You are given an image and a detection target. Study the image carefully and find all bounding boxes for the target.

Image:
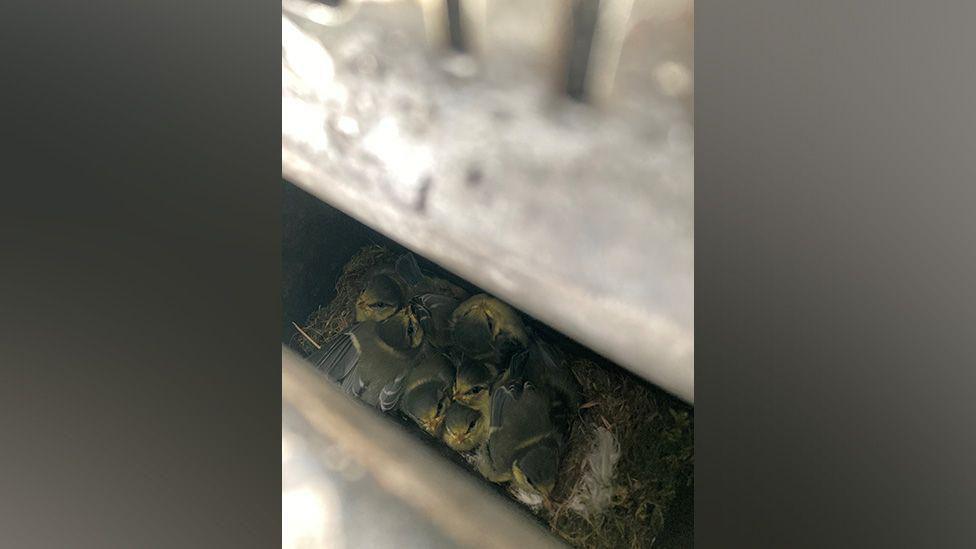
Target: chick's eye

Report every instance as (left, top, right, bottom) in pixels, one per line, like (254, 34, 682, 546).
(468, 419, 478, 430)
(469, 386, 483, 395)
(369, 302, 388, 309)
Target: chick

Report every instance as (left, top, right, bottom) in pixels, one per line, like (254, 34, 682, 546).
(398, 347, 456, 436)
(498, 342, 580, 501)
(354, 272, 405, 322)
(451, 355, 498, 413)
(476, 377, 566, 503)
(442, 402, 488, 452)
(410, 292, 460, 349)
(451, 294, 529, 364)
(398, 253, 467, 348)
(307, 307, 424, 410)
(511, 441, 561, 503)
(514, 338, 582, 428)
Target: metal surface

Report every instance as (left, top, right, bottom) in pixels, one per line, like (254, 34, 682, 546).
(281, 0, 694, 402)
(282, 347, 565, 548)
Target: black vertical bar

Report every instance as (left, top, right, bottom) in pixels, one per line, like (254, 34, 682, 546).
(565, 0, 600, 101)
(446, 0, 466, 51)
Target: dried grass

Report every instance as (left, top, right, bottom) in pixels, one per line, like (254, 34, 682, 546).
(544, 358, 694, 548)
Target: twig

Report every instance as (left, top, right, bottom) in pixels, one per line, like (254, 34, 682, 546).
(292, 321, 322, 350)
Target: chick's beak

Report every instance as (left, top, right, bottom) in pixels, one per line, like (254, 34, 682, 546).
(422, 414, 445, 435)
(446, 429, 465, 447)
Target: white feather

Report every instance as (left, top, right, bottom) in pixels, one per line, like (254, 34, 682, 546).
(567, 426, 621, 518)
(512, 487, 545, 510)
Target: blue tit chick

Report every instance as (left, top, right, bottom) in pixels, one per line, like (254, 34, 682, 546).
(410, 293, 460, 349)
(354, 272, 406, 322)
(441, 401, 488, 452)
(366, 252, 464, 347)
(511, 338, 582, 429)
(511, 442, 561, 503)
(307, 307, 424, 410)
(398, 348, 456, 436)
(451, 294, 529, 365)
(451, 355, 499, 413)
(476, 377, 566, 503)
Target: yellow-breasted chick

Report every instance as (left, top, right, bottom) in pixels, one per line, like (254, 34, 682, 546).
(451, 294, 529, 365)
(451, 354, 499, 413)
(307, 307, 424, 410)
(398, 347, 456, 436)
(475, 374, 565, 503)
(354, 272, 406, 322)
(442, 401, 488, 452)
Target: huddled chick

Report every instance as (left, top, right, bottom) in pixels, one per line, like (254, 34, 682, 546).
(451, 294, 528, 364)
(475, 345, 583, 504)
(397, 346, 456, 436)
(447, 293, 582, 505)
(442, 401, 488, 452)
(307, 305, 423, 409)
(478, 374, 564, 502)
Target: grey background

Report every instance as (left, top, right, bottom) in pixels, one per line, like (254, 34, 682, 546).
(696, 0, 976, 546)
(0, 0, 973, 547)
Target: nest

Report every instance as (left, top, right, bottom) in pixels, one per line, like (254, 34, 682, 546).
(292, 246, 694, 548)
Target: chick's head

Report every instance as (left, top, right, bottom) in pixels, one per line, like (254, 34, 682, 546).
(442, 402, 487, 452)
(355, 274, 405, 322)
(401, 383, 451, 436)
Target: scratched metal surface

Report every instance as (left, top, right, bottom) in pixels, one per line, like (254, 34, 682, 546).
(281, 0, 694, 402)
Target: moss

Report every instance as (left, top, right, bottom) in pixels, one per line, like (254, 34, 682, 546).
(292, 245, 694, 548)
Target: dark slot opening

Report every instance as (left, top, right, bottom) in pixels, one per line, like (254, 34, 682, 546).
(564, 0, 601, 101)
(446, 0, 466, 52)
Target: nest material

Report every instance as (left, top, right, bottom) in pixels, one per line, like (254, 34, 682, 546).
(293, 246, 694, 548)
(546, 358, 694, 548)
